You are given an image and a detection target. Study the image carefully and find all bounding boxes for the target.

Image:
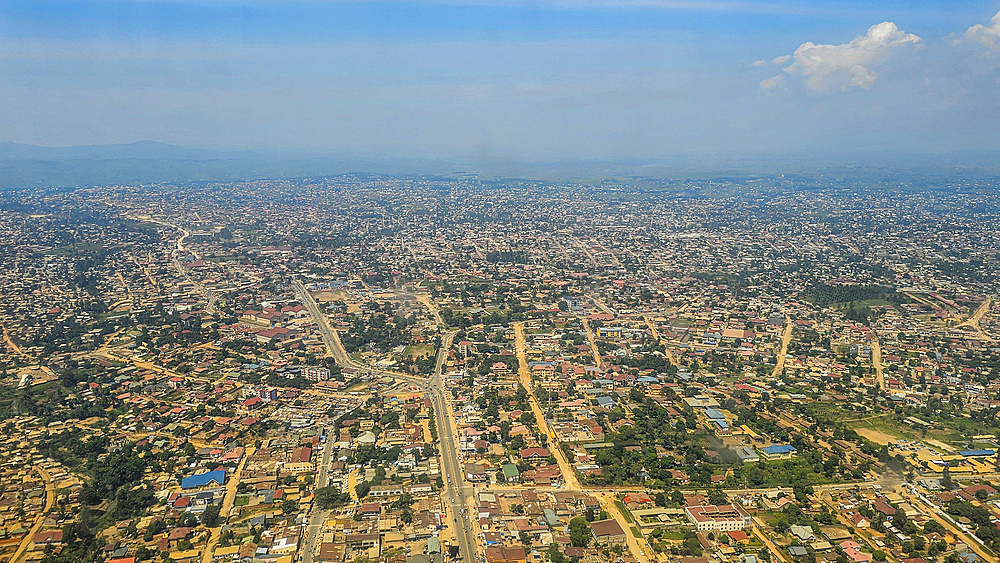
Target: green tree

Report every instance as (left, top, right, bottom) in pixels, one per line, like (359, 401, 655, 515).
(547, 544, 565, 563)
(708, 486, 728, 505)
(569, 517, 591, 547)
(356, 481, 372, 498)
(201, 503, 222, 527)
(315, 487, 351, 509)
(942, 466, 955, 490)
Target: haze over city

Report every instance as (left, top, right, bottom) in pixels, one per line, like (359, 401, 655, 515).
(1, 1, 1000, 163)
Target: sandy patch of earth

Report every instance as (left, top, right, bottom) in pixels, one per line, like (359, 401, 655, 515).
(855, 427, 898, 445)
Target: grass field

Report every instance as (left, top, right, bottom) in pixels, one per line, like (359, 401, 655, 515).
(405, 345, 435, 359)
(615, 501, 633, 523)
(853, 414, 963, 446)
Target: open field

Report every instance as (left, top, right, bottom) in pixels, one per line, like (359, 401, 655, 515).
(405, 345, 435, 359)
(855, 427, 897, 445)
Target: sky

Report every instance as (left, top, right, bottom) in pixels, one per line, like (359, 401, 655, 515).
(1, 0, 999, 162)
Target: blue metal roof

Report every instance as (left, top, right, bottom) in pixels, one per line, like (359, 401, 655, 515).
(181, 470, 226, 489)
(761, 444, 797, 455)
(960, 449, 995, 457)
(705, 408, 725, 420)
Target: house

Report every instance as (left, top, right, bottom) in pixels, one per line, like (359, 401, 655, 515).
(519, 448, 550, 461)
(501, 463, 520, 482)
(842, 542, 872, 563)
(181, 470, 226, 489)
(789, 546, 809, 558)
(169, 550, 201, 562)
(728, 531, 749, 543)
(623, 492, 652, 505)
(790, 525, 815, 542)
(256, 326, 295, 344)
(872, 500, 896, 520)
(358, 503, 382, 518)
(485, 546, 526, 563)
(851, 514, 870, 529)
(212, 545, 240, 560)
(32, 530, 63, 545)
(591, 519, 626, 545)
(370, 484, 405, 497)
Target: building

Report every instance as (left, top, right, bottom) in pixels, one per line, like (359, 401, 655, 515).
(301, 365, 331, 381)
(485, 546, 526, 563)
(591, 519, 627, 545)
(684, 505, 752, 532)
(465, 463, 488, 483)
(733, 445, 760, 463)
(181, 470, 226, 490)
(759, 444, 797, 461)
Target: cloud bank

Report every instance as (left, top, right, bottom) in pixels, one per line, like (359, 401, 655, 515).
(781, 22, 920, 91)
(965, 10, 1000, 49)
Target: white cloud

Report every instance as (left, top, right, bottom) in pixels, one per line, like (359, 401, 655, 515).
(965, 10, 1000, 48)
(772, 55, 791, 65)
(778, 21, 920, 91)
(751, 59, 766, 66)
(759, 74, 784, 90)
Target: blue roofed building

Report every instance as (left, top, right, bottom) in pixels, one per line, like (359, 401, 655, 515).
(713, 418, 732, 437)
(960, 449, 995, 457)
(595, 396, 616, 408)
(759, 444, 796, 461)
(181, 469, 227, 489)
(705, 408, 726, 420)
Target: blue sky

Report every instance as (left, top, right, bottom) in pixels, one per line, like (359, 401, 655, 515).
(1, 1, 999, 161)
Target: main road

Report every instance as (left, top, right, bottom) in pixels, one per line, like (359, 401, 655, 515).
(302, 433, 338, 563)
(292, 279, 478, 563)
(141, 216, 217, 313)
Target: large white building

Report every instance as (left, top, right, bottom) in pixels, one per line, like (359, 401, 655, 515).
(684, 505, 752, 532)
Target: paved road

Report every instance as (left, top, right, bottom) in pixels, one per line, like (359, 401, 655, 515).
(293, 279, 478, 563)
(429, 331, 479, 563)
(302, 435, 338, 563)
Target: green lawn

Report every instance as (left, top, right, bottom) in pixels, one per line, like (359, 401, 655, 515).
(615, 501, 634, 523)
